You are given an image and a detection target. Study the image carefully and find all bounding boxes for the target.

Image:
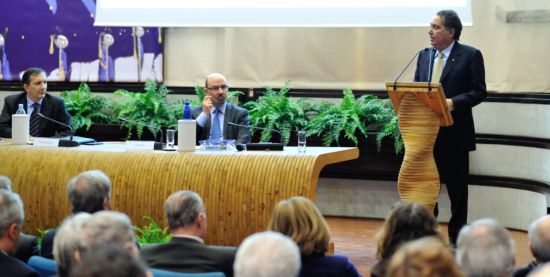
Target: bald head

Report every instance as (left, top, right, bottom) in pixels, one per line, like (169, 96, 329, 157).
(204, 73, 229, 108)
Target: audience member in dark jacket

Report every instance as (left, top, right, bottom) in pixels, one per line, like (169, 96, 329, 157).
(514, 215, 550, 277)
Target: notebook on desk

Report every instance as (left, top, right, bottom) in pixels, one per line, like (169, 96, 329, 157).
(60, 136, 97, 145)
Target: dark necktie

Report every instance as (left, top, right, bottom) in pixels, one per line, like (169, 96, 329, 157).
(210, 109, 222, 141)
(29, 103, 41, 137)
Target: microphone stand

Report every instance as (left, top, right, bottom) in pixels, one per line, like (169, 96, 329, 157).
(392, 48, 425, 91)
(37, 113, 79, 147)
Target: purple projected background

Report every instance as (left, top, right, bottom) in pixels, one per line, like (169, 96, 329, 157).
(0, 0, 163, 82)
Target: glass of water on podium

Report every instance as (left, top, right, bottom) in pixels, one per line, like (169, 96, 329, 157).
(297, 130, 306, 153)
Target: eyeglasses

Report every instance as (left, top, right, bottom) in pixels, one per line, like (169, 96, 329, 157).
(207, 85, 229, 91)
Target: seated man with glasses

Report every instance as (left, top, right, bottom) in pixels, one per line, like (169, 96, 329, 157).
(192, 72, 250, 145)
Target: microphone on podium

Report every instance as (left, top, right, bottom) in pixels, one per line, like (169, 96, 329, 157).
(392, 47, 429, 90)
(227, 122, 284, 151)
(119, 118, 164, 150)
(37, 113, 79, 147)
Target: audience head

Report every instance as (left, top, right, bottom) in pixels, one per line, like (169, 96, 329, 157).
(234, 231, 301, 277)
(528, 215, 550, 263)
(456, 218, 515, 277)
(0, 190, 24, 254)
(80, 211, 138, 257)
(53, 213, 92, 277)
(69, 244, 150, 277)
(268, 196, 331, 256)
(386, 236, 465, 277)
(204, 72, 228, 108)
(0, 175, 12, 191)
(164, 190, 207, 237)
(376, 202, 440, 260)
(67, 170, 112, 214)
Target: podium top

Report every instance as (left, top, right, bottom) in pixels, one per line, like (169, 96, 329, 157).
(385, 82, 453, 126)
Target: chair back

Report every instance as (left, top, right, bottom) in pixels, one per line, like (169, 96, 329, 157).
(27, 256, 57, 277)
(150, 268, 225, 277)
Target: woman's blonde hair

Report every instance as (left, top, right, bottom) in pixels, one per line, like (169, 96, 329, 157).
(386, 236, 465, 277)
(268, 196, 331, 255)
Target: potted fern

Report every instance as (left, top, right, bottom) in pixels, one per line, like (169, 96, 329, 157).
(60, 83, 113, 132)
(111, 80, 181, 140)
(306, 88, 402, 153)
(244, 82, 308, 145)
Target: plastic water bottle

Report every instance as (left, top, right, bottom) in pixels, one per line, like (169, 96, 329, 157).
(183, 100, 192, 120)
(16, 104, 26, 114)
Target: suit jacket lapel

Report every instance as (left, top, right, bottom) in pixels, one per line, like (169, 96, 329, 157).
(440, 42, 461, 83)
(223, 103, 232, 139)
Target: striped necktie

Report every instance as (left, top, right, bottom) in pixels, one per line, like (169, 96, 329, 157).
(29, 103, 41, 137)
(210, 109, 222, 141)
(432, 50, 444, 83)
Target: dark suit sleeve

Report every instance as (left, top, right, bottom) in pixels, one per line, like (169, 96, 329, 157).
(13, 234, 40, 263)
(0, 100, 14, 137)
(234, 108, 250, 144)
(51, 97, 72, 137)
(451, 49, 486, 112)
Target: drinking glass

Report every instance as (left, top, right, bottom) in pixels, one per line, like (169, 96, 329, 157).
(297, 130, 306, 153)
(166, 129, 175, 148)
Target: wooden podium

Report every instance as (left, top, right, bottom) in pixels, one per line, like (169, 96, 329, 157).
(385, 82, 453, 212)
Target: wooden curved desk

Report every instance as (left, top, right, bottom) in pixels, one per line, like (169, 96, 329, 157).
(0, 141, 358, 246)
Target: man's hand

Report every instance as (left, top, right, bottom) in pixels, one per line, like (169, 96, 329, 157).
(202, 96, 214, 114)
(446, 98, 454, 111)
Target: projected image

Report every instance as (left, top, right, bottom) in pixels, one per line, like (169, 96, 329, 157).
(0, 0, 163, 82)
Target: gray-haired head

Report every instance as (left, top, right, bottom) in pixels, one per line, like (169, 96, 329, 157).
(234, 231, 301, 277)
(0, 190, 24, 239)
(528, 215, 550, 263)
(164, 190, 205, 230)
(53, 213, 92, 277)
(67, 170, 112, 214)
(0, 176, 12, 192)
(81, 211, 136, 253)
(456, 218, 515, 277)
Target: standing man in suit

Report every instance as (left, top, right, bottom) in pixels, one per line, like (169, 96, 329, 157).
(192, 72, 250, 145)
(0, 190, 39, 276)
(0, 67, 72, 138)
(414, 10, 486, 245)
(141, 190, 237, 277)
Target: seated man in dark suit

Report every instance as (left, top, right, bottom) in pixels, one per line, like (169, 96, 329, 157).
(0, 175, 40, 263)
(0, 190, 39, 277)
(41, 170, 113, 259)
(141, 190, 237, 277)
(192, 73, 250, 145)
(0, 67, 72, 138)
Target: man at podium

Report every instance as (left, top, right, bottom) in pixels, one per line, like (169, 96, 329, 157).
(414, 10, 487, 245)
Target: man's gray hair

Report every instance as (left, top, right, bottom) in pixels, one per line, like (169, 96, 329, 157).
(234, 231, 301, 277)
(528, 215, 550, 262)
(0, 190, 24, 236)
(0, 176, 12, 191)
(456, 218, 515, 277)
(53, 213, 92, 277)
(81, 211, 136, 250)
(164, 190, 204, 230)
(67, 170, 112, 214)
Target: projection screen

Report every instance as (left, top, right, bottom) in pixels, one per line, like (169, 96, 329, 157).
(95, 0, 472, 27)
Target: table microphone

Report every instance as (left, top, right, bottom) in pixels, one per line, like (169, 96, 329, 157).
(119, 118, 164, 150)
(227, 122, 283, 151)
(37, 113, 79, 147)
